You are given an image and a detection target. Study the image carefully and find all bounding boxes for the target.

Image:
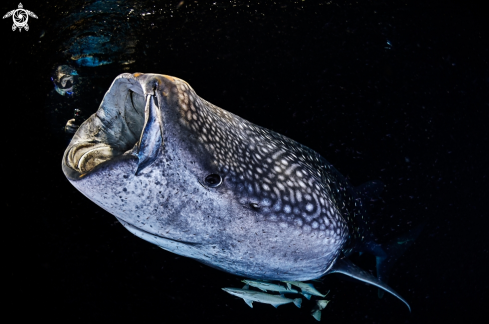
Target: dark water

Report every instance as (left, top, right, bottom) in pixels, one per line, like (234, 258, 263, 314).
(3, 0, 488, 322)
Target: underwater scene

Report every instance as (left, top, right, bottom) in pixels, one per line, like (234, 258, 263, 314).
(2, 0, 487, 323)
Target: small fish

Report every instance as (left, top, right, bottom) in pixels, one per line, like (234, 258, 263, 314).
(311, 299, 330, 321)
(283, 281, 328, 300)
(222, 287, 302, 309)
(242, 279, 298, 293)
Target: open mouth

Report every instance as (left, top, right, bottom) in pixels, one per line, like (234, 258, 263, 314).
(62, 74, 148, 179)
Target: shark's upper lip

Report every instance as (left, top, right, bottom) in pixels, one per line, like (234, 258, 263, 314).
(116, 218, 201, 246)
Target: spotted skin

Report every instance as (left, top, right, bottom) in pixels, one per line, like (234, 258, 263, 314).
(177, 79, 347, 236)
(172, 77, 366, 255)
(62, 73, 370, 281)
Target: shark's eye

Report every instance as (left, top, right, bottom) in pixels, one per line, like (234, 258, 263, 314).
(204, 174, 222, 188)
(250, 203, 260, 210)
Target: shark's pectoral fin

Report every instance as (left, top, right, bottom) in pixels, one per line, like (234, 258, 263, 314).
(302, 293, 312, 300)
(328, 258, 411, 312)
(134, 94, 163, 175)
(244, 299, 253, 308)
(271, 303, 281, 308)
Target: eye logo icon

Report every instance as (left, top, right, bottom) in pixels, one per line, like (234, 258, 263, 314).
(3, 3, 37, 32)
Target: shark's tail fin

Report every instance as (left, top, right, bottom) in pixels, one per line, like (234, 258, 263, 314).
(293, 298, 302, 308)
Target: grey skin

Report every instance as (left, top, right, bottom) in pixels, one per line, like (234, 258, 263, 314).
(62, 73, 412, 311)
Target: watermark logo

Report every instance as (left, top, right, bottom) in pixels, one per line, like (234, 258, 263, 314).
(3, 3, 37, 32)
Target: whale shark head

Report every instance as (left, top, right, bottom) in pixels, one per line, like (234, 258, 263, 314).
(62, 72, 348, 281)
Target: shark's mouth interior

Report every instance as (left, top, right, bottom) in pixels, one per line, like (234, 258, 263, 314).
(63, 76, 147, 176)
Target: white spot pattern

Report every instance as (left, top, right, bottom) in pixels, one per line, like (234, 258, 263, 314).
(171, 78, 349, 240)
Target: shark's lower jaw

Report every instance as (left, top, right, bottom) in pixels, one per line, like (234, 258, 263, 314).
(117, 218, 206, 259)
(63, 74, 150, 180)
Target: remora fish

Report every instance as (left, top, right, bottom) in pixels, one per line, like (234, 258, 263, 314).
(311, 299, 330, 321)
(283, 281, 327, 299)
(222, 287, 302, 308)
(62, 73, 418, 311)
(242, 279, 298, 293)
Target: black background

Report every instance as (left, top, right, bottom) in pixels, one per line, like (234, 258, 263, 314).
(2, 0, 488, 323)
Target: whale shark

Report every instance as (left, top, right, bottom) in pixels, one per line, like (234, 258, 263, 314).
(62, 72, 418, 311)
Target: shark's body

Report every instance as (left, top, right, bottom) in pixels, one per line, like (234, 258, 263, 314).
(62, 73, 416, 310)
